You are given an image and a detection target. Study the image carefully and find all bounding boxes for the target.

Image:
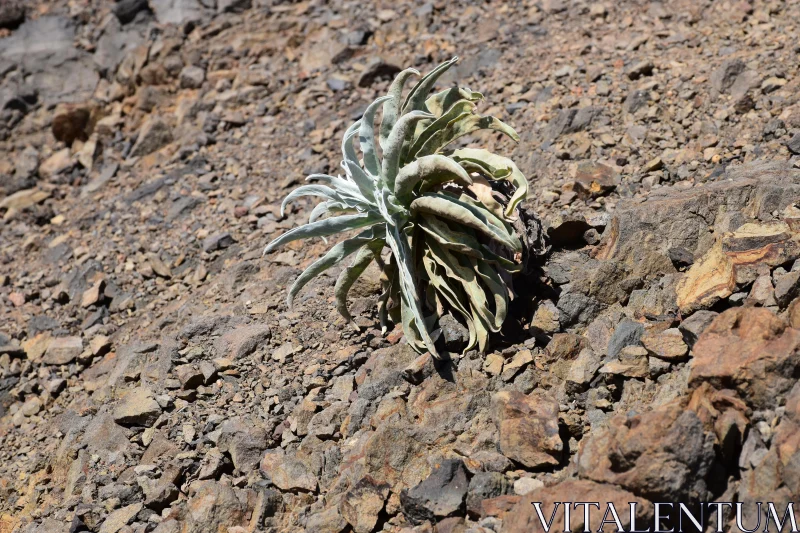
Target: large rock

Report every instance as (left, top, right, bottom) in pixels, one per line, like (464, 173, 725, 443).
(150, 0, 210, 26)
(690, 307, 800, 410)
(576, 401, 716, 501)
(42, 336, 82, 365)
(501, 480, 654, 533)
(217, 418, 267, 472)
(739, 382, 800, 509)
(0, 16, 98, 104)
(339, 477, 390, 533)
(112, 387, 162, 426)
(130, 118, 173, 157)
(492, 391, 562, 468)
(595, 161, 800, 281)
(260, 450, 317, 492)
(400, 459, 469, 524)
(183, 481, 249, 533)
(676, 221, 800, 313)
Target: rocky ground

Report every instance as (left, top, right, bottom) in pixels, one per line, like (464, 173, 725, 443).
(1, 0, 800, 531)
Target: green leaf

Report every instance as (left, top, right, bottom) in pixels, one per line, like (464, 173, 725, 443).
(422, 251, 478, 351)
(306, 173, 368, 207)
(341, 119, 362, 166)
(475, 259, 509, 330)
(417, 215, 483, 257)
(359, 95, 392, 176)
(406, 100, 477, 161)
(287, 227, 386, 309)
(386, 223, 440, 358)
(424, 86, 483, 117)
(410, 193, 521, 252)
(334, 239, 384, 323)
(452, 148, 529, 217)
(264, 213, 381, 255)
(394, 154, 473, 200)
(380, 68, 420, 150)
(342, 128, 378, 202)
(415, 114, 520, 159)
(280, 184, 340, 217)
(402, 57, 459, 115)
(308, 200, 348, 224)
(381, 111, 434, 191)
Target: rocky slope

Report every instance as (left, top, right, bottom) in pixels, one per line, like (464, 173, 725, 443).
(1, 0, 800, 532)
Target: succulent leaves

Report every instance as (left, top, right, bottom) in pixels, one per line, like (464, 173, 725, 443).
(265, 57, 529, 358)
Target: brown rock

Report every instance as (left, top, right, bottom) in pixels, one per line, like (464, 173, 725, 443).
(599, 345, 649, 378)
(0, 188, 50, 210)
(112, 387, 162, 426)
(492, 391, 562, 468)
(596, 162, 800, 282)
(501, 480, 653, 533)
(690, 307, 800, 409)
(340, 477, 390, 533)
(52, 103, 94, 146)
(38, 148, 74, 178)
(572, 161, 617, 198)
(184, 481, 248, 533)
(641, 328, 688, 360)
(81, 278, 106, 308)
(576, 401, 717, 501)
(677, 221, 800, 313)
(530, 300, 560, 334)
(43, 336, 83, 365)
(260, 450, 317, 492)
(216, 324, 271, 359)
(477, 495, 520, 519)
(147, 254, 172, 278)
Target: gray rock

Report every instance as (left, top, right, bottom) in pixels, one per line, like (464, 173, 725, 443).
(623, 89, 649, 114)
(606, 319, 644, 360)
(400, 459, 469, 524)
(787, 133, 800, 155)
(180, 65, 206, 89)
(218, 0, 251, 13)
(202, 232, 235, 252)
(150, 0, 209, 26)
(774, 271, 800, 308)
(557, 291, 605, 327)
(113, 0, 151, 24)
(0, 1, 25, 29)
(679, 310, 718, 347)
(438, 313, 469, 353)
(711, 58, 745, 94)
(217, 418, 268, 471)
(43, 336, 83, 365)
(466, 472, 508, 517)
(545, 106, 601, 140)
(94, 17, 145, 76)
(0, 16, 99, 104)
(130, 118, 173, 157)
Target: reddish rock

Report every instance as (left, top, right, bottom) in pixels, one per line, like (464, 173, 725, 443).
(492, 391, 562, 468)
(690, 307, 800, 409)
(501, 480, 653, 533)
(576, 401, 716, 501)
